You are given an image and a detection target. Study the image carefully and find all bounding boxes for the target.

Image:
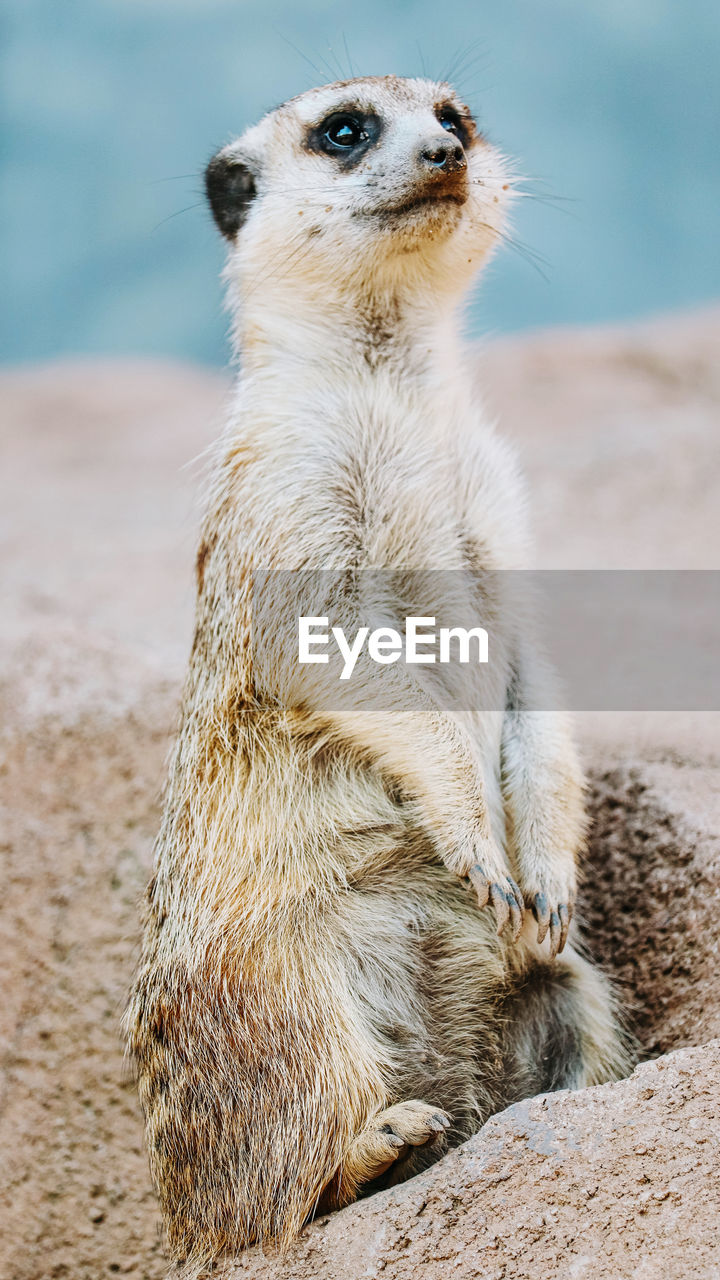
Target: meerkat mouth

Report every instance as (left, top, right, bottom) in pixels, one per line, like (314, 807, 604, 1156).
(396, 192, 467, 214)
(363, 190, 468, 222)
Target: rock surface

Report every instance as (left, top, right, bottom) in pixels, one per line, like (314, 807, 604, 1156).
(0, 311, 718, 1279)
(230, 1043, 720, 1280)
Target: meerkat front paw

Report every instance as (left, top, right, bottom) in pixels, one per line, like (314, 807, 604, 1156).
(524, 878, 576, 957)
(466, 864, 525, 941)
(440, 823, 525, 942)
(449, 829, 525, 941)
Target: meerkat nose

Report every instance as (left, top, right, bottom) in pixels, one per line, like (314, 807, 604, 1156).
(418, 137, 467, 174)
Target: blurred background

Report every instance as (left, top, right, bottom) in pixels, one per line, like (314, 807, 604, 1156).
(2, 0, 719, 367)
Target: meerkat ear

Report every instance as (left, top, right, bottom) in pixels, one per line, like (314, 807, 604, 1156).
(205, 152, 258, 240)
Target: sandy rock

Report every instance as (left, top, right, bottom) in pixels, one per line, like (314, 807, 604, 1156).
(0, 629, 175, 1280)
(0, 311, 718, 1279)
(229, 1042, 720, 1280)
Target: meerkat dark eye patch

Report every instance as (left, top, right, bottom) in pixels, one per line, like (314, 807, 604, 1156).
(434, 103, 476, 149)
(205, 154, 258, 240)
(306, 110, 382, 168)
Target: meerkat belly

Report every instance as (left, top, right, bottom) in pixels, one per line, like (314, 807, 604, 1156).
(248, 710, 507, 889)
(330, 846, 508, 1135)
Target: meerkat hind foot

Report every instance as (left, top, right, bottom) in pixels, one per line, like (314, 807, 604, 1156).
(338, 1100, 450, 1204)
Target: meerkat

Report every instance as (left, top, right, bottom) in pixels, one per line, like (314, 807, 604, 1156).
(126, 75, 630, 1272)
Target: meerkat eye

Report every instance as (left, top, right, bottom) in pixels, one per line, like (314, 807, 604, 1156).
(437, 109, 461, 136)
(323, 114, 366, 150)
(435, 106, 471, 146)
(308, 110, 379, 162)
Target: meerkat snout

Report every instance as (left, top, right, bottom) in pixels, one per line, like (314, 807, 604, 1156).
(408, 131, 469, 209)
(417, 135, 467, 174)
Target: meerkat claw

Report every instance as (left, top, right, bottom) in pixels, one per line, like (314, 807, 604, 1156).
(467, 864, 491, 908)
(548, 910, 562, 957)
(507, 880, 525, 940)
(489, 882, 510, 935)
(558, 903, 571, 953)
(531, 892, 550, 944)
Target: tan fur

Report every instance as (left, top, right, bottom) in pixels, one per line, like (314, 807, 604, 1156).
(125, 76, 630, 1272)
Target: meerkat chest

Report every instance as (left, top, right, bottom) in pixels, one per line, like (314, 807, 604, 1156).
(237, 369, 519, 573)
(293, 380, 481, 569)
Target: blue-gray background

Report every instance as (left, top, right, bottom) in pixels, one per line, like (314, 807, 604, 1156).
(2, 0, 719, 366)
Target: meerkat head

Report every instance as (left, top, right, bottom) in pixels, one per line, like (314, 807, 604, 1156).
(205, 75, 512, 320)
